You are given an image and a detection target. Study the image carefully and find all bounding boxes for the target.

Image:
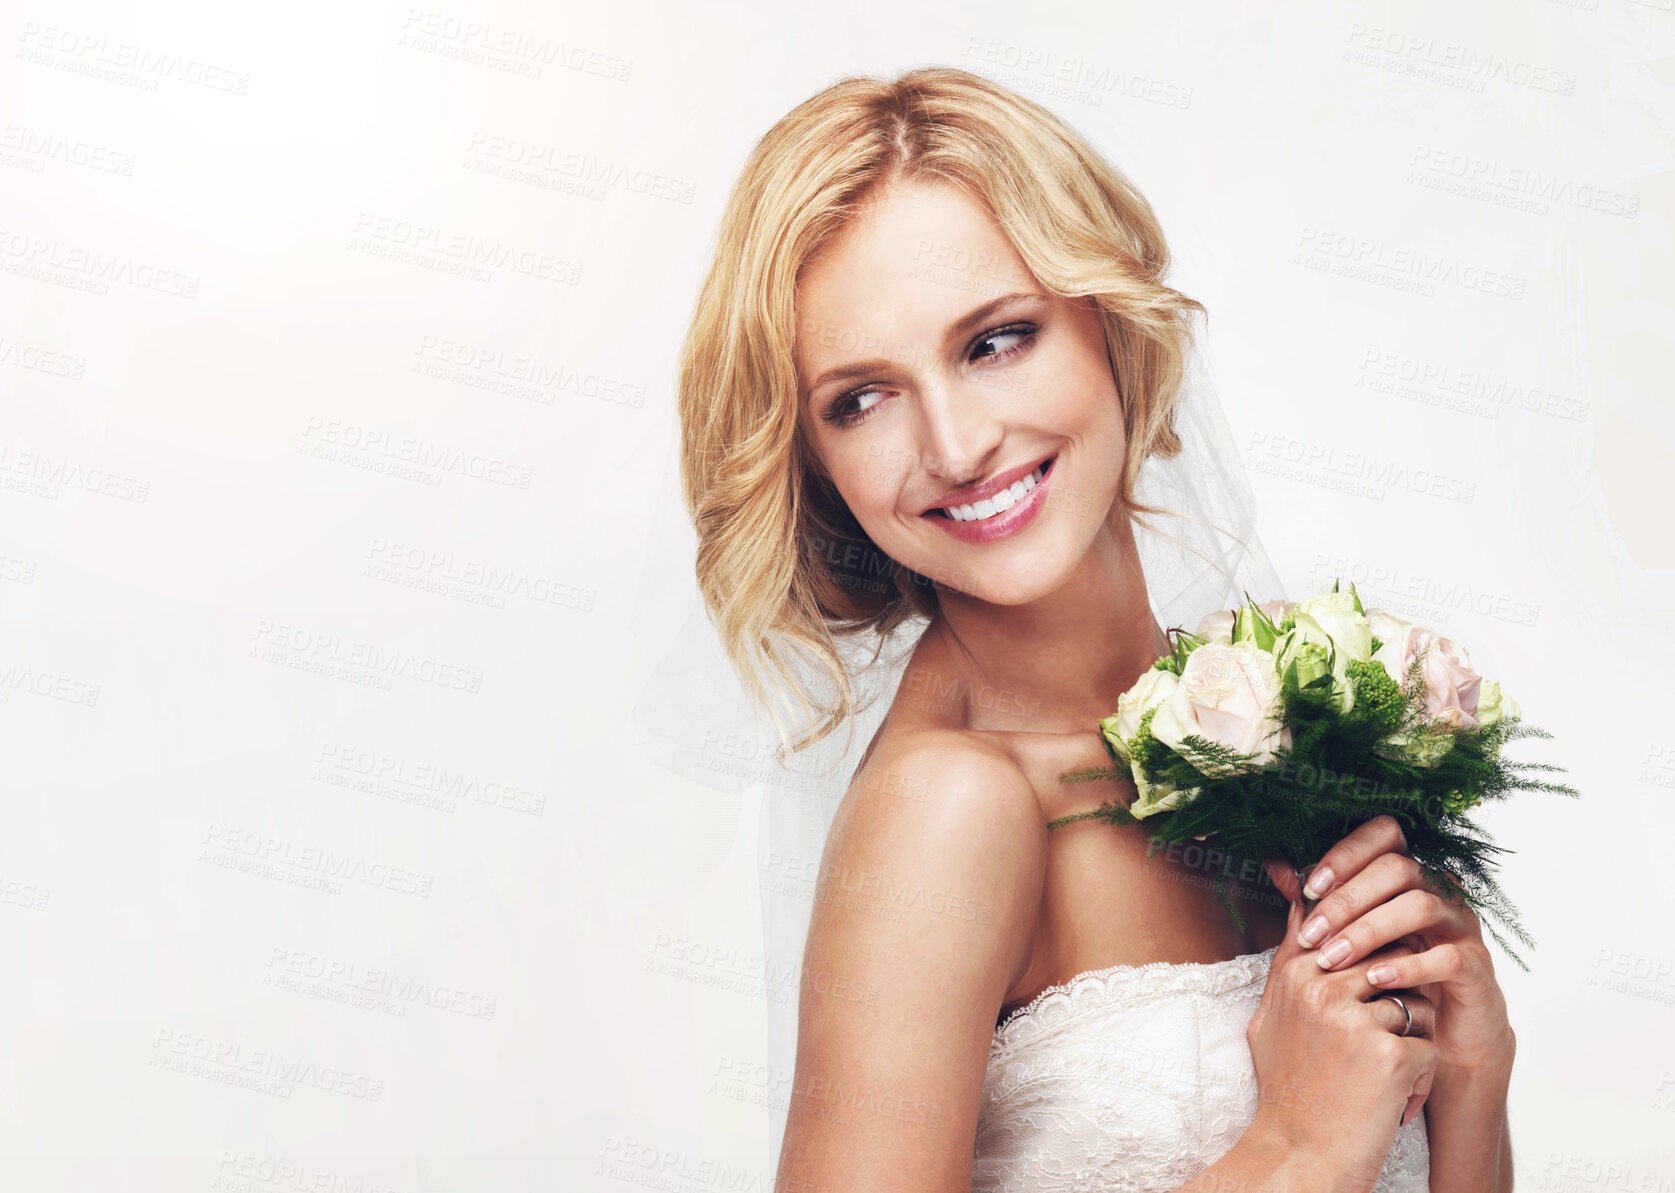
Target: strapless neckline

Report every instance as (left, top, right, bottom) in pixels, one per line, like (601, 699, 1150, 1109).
(973, 942, 1429, 1189)
(994, 945, 1279, 1048)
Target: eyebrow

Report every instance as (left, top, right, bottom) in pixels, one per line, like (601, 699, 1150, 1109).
(803, 291, 1047, 399)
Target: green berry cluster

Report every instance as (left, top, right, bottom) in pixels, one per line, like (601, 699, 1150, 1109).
(1345, 658, 1406, 730)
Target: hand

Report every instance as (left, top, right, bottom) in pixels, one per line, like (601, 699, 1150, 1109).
(1244, 888, 1440, 1186)
(1272, 815, 1516, 1075)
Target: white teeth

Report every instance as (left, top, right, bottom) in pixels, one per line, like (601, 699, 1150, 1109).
(942, 463, 1048, 523)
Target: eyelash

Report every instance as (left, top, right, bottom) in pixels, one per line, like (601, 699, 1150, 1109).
(821, 322, 1040, 429)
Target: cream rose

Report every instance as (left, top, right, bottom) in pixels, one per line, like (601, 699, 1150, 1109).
(1195, 608, 1235, 646)
(1473, 679, 1522, 763)
(1196, 599, 1293, 648)
(1100, 667, 1179, 766)
(1367, 608, 1412, 651)
(1130, 773, 1199, 819)
(1272, 608, 1361, 714)
(1255, 598, 1296, 631)
(1293, 591, 1373, 663)
(1372, 622, 1482, 730)
(1149, 640, 1291, 777)
(1474, 679, 1520, 729)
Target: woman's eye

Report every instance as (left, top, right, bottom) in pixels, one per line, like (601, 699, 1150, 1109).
(824, 386, 888, 427)
(971, 324, 1036, 362)
(821, 323, 1036, 429)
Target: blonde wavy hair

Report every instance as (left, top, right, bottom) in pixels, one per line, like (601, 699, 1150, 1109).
(678, 66, 1205, 757)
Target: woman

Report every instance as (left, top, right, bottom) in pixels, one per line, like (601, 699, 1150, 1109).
(676, 67, 1515, 1191)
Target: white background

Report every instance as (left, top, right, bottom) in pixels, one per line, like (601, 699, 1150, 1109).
(1, 1, 1671, 1190)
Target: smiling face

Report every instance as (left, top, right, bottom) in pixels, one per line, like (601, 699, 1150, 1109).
(794, 178, 1130, 607)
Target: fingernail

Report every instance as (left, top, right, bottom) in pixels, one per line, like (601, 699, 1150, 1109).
(1302, 866, 1334, 901)
(1317, 938, 1352, 969)
(1299, 915, 1330, 948)
(1366, 965, 1396, 985)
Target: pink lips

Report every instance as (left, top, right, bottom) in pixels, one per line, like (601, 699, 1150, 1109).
(923, 455, 1056, 545)
(922, 455, 1053, 515)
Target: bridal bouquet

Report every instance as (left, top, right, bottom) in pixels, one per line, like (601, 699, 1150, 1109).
(1050, 579, 1578, 970)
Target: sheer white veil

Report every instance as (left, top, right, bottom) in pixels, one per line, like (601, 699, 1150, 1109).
(631, 311, 1285, 1180)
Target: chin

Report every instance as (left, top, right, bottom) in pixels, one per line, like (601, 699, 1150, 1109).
(914, 544, 1081, 607)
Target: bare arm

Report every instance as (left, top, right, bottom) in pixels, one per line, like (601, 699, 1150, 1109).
(774, 734, 1045, 1193)
(775, 743, 1432, 1193)
(1423, 1041, 1516, 1193)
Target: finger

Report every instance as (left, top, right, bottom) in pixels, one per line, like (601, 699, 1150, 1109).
(1364, 939, 1490, 991)
(1313, 885, 1473, 973)
(1401, 1092, 1426, 1129)
(1265, 859, 1304, 906)
(1301, 814, 1410, 902)
(1297, 851, 1427, 954)
(1400, 1032, 1438, 1128)
(1402, 1062, 1433, 1128)
(1366, 990, 1436, 1040)
(1267, 884, 1311, 975)
(1269, 937, 1420, 1029)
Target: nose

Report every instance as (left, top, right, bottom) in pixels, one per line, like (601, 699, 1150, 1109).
(918, 376, 1004, 487)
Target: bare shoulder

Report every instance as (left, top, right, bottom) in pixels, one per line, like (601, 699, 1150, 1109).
(816, 725, 1049, 995)
(835, 725, 1048, 862)
(779, 726, 1046, 1191)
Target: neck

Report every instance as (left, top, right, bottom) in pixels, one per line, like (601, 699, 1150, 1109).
(920, 513, 1172, 735)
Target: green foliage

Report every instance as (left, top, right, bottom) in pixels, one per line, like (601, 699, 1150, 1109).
(1130, 705, 1173, 777)
(1050, 644, 1580, 972)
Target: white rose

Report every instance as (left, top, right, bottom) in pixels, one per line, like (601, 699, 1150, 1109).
(1194, 608, 1235, 646)
(1257, 598, 1296, 629)
(1130, 772, 1199, 819)
(1366, 608, 1412, 650)
(1197, 599, 1293, 648)
(1100, 667, 1179, 766)
(1373, 623, 1482, 730)
(1149, 640, 1291, 778)
(1273, 609, 1358, 714)
(1474, 679, 1520, 729)
(1473, 679, 1522, 763)
(1293, 591, 1374, 664)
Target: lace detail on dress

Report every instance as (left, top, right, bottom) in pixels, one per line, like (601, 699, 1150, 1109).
(973, 945, 1430, 1192)
(994, 949, 1278, 1048)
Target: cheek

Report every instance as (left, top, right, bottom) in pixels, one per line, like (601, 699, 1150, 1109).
(821, 442, 902, 527)
(1042, 367, 1124, 448)
(849, 421, 927, 493)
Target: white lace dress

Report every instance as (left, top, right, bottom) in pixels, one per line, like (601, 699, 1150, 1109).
(973, 945, 1430, 1191)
